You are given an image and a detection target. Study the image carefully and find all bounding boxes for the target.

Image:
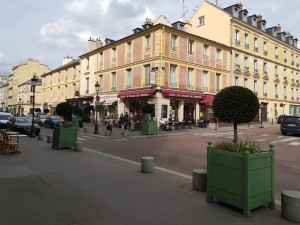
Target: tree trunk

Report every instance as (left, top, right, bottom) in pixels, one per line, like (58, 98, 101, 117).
(233, 122, 238, 143)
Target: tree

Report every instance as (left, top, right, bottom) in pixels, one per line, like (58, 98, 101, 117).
(43, 108, 50, 114)
(56, 102, 73, 122)
(212, 86, 259, 143)
(142, 103, 154, 119)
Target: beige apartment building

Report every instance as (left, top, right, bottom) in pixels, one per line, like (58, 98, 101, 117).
(188, 1, 300, 121)
(8, 59, 50, 116)
(41, 57, 81, 116)
(79, 17, 230, 124)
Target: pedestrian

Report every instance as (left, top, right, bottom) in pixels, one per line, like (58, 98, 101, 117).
(119, 113, 128, 134)
(130, 116, 136, 131)
(106, 122, 112, 136)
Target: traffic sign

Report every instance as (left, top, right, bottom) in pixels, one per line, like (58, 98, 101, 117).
(95, 95, 100, 101)
(95, 100, 100, 106)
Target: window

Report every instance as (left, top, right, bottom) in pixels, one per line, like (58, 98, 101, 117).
(292, 88, 294, 99)
(202, 71, 208, 90)
(254, 38, 258, 52)
(275, 85, 278, 98)
(216, 49, 221, 63)
(244, 34, 249, 48)
(297, 56, 299, 66)
(235, 76, 239, 86)
(297, 89, 299, 100)
(275, 66, 278, 77)
(235, 30, 240, 45)
(170, 65, 177, 87)
(99, 75, 103, 90)
(112, 48, 116, 62)
(254, 80, 258, 94)
(188, 40, 194, 55)
(235, 54, 240, 67)
(127, 42, 132, 57)
(292, 71, 295, 80)
(244, 57, 249, 70)
(144, 64, 150, 86)
(263, 63, 267, 74)
(254, 60, 258, 72)
(284, 50, 287, 62)
(99, 53, 103, 65)
(171, 34, 177, 51)
(244, 78, 248, 88)
(263, 82, 267, 96)
(216, 73, 221, 92)
(187, 68, 193, 89)
(198, 16, 205, 26)
(296, 73, 299, 81)
(275, 47, 279, 59)
(284, 86, 287, 98)
(145, 35, 151, 51)
(284, 69, 287, 78)
(86, 58, 89, 70)
(126, 69, 131, 88)
(263, 42, 267, 55)
(86, 78, 89, 93)
(111, 72, 116, 90)
(203, 45, 209, 59)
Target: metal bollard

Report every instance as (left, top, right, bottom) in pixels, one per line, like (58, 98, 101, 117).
(47, 135, 53, 143)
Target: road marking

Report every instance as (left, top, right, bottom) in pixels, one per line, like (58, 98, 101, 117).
(257, 134, 269, 137)
(77, 137, 87, 140)
(255, 139, 266, 142)
(271, 137, 299, 144)
(287, 142, 300, 146)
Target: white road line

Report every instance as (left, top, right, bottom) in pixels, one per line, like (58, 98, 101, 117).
(77, 137, 87, 140)
(287, 142, 300, 146)
(257, 134, 269, 137)
(271, 137, 299, 144)
(255, 139, 266, 142)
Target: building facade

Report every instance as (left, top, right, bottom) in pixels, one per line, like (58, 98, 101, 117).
(79, 18, 230, 125)
(189, 1, 300, 121)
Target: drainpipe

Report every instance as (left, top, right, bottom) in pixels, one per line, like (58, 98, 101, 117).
(160, 26, 165, 87)
(229, 20, 233, 86)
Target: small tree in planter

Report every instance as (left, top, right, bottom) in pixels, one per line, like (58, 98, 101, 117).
(141, 103, 157, 135)
(212, 86, 259, 143)
(56, 102, 73, 123)
(207, 86, 275, 217)
(43, 108, 50, 115)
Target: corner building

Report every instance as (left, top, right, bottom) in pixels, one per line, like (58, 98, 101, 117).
(80, 18, 230, 124)
(190, 1, 300, 121)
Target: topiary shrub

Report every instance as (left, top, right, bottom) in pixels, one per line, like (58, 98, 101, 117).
(44, 108, 50, 114)
(212, 86, 259, 143)
(56, 102, 73, 122)
(142, 103, 154, 119)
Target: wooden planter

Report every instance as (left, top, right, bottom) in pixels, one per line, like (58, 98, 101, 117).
(52, 126, 77, 150)
(206, 142, 275, 217)
(141, 120, 157, 135)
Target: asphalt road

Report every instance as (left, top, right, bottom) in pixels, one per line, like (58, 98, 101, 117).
(40, 124, 300, 200)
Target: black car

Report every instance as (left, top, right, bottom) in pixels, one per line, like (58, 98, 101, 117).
(35, 114, 47, 126)
(44, 116, 63, 128)
(280, 115, 300, 135)
(277, 115, 286, 124)
(7, 117, 40, 135)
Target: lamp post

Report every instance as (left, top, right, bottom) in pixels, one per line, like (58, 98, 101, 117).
(1, 102, 4, 112)
(94, 82, 100, 134)
(30, 75, 38, 137)
(18, 98, 21, 116)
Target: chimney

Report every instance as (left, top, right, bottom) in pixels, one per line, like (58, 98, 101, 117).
(142, 18, 153, 29)
(63, 56, 73, 65)
(276, 24, 281, 32)
(88, 37, 97, 52)
(96, 37, 103, 49)
(238, 3, 243, 11)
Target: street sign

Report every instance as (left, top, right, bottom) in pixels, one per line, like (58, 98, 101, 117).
(95, 95, 100, 101)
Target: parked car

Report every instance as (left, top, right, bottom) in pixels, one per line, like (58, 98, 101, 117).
(280, 115, 300, 135)
(277, 115, 286, 124)
(7, 117, 40, 135)
(0, 112, 13, 129)
(44, 116, 63, 128)
(35, 114, 47, 126)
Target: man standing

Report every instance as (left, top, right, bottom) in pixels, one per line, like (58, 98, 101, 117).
(119, 113, 127, 134)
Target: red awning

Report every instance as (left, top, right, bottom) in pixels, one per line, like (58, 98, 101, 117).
(199, 95, 215, 106)
(117, 89, 155, 99)
(161, 90, 204, 99)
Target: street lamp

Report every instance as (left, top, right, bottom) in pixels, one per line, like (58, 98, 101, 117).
(94, 82, 100, 134)
(29, 75, 38, 138)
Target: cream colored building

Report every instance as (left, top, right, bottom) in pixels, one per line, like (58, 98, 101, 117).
(0, 76, 9, 112)
(188, 1, 300, 121)
(8, 59, 50, 115)
(41, 57, 81, 115)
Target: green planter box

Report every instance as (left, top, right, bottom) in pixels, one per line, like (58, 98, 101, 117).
(207, 142, 275, 217)
(52, 126, 77, 150)
(141, 120, 157, 135)
(72, 116, 82, 129)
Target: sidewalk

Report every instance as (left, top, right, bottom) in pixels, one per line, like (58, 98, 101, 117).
(0, 134, 292, 225)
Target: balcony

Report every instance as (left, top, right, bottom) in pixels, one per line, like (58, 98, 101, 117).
(111, 86, 116, 90)
(297, 63, 299, 67)
(112, 57, 116, 63)
(254, 68, 258, 73)
(297, 97, 299, 100)
(263, 50, 268, 55)
(202, 87, 208, 91)
(275, 73, 278, 77)
(171, 46, 177, 51)
(292, 61, 295, 66)
(263, 93, 268, 97)
(244, 66, 249, 71)
(292, 97, 295, 100)
(203, 55, 209, 60)
(284, 58, 287, 63)
(170, 83, 177, 87)
(244, 43, 249, 49)
(187, 85, 194, 89)
(235, 64, 240, 69)
(144, 82, 150, 87)
(127, 52, 132, 58)
(275, 94, 278, 98)
(145, 47, 151, 52)
(284, 96, 287, 99)
(275, 55, 279, 59)
(216, 58, 222, 64)
(125, 85, 131, 89)
(254, 47, 258, 52)
(235, 40, 240, 46)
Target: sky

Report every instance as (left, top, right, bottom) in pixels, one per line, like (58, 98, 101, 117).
(1, 0, 300, 76)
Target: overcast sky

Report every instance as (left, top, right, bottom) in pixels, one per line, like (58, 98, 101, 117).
(1, 0, 300, 76)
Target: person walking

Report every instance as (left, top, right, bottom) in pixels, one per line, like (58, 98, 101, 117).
(119, 113, 128, 134)
(106, 122, 113, 136)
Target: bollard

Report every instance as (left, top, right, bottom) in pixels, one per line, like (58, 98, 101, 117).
(192, 169, 207, 192)
(38, 133, 44, 141)
(141, 156, 154, 173)
(281, 190, 300, 223)
(83, 127, 89, 133)
(47, 135, 53, 143)
(74, 142, 83, 152)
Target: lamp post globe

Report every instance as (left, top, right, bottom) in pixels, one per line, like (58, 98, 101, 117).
(29, 74, 38, 138)
(94, 82, 100, 134)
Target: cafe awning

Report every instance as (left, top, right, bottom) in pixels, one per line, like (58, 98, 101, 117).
(199, 95, 215, 106)
(117, 89, 156, 99)
(161, 89, 205, 99)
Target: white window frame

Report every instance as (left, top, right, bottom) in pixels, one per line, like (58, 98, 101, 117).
(203, 45, 209, 58)
(111, 72, 116, 89)
(254, 80, 258, 93)
(188, 40, 194, 55)
(126, 69, 132, 88)
(235, 76, 239, 86)
(170, 65, 177, 87)
(244, 78, 248, 88)
(144, 64, 150, 86)
(198, 16, 205, 26)
(145, 35, 151, 50)
(202, 71, 208, 90)
(171, 34, 177, 50)
(187, 68, 193, 88)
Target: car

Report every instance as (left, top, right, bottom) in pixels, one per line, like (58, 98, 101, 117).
(277, 115, 286, 124)
(35, 114, 47, 126)
(280, 115, 300, 135)
(0, 112, 13, 129)
(44, 116, 63, 128)
(7, 117, 40, 135)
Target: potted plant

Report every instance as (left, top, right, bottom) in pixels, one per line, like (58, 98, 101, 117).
(141, 103, 157, 135)
(207, 86, 275, 217)
(52, 102, 77, 150)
